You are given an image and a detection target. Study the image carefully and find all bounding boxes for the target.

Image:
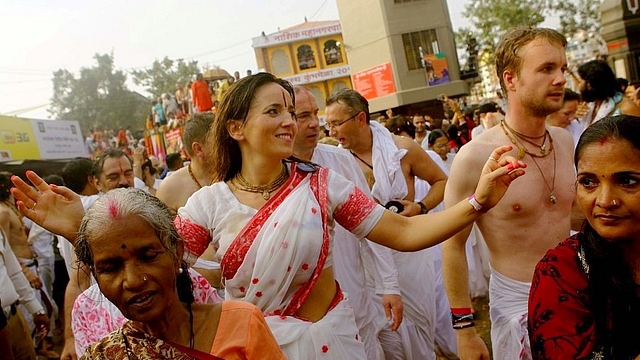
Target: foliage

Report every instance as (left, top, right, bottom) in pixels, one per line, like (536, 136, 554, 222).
(459, 0, 548, 56)
(49, 53, 149, 136)
(457, 0, 604, 63)
(130, 57, 199, 100)
(549, 0, 603, 39)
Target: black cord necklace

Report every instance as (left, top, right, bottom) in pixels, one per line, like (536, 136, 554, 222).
(500, 120, 554, 159)
(350, 151, 373, 169)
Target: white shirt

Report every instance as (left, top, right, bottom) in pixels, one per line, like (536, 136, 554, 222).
(0, 229, 44, 314)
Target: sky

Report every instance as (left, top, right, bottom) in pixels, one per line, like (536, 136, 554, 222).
(0, 0, 538, 120)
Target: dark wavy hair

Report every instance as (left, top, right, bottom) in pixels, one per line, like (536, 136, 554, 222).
(577, 60, 620, 103)
(575, 115, 640, 359)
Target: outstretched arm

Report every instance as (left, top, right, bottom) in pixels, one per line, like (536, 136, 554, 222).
(366, 145, 525, 251)
(10, 171, 84, 242)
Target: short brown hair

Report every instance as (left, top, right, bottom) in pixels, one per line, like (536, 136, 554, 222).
(326, 88, 370, 123)
(495, 27, 567, 96)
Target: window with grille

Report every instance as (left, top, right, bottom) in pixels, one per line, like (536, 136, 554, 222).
(402, 29, 439, 70)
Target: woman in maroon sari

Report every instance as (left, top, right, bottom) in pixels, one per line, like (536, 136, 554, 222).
(528, 115, 640, 360)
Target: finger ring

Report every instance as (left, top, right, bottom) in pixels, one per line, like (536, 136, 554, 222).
(31, 202, 37, 211)
(489, 156, 499, 163)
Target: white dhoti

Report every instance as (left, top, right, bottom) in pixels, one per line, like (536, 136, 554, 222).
(489, 268, 532, 360)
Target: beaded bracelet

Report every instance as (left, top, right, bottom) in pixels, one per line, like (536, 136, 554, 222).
(451, 308, 475, 330)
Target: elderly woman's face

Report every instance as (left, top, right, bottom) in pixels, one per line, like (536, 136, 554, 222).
(89, 216, 180, 322)
(576, 138, 640, 242)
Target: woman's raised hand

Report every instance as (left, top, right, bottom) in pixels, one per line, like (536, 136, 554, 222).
(473, 145, 526, 210)
(11, 170, 85, 243)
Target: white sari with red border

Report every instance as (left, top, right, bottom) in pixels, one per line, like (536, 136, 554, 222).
(176, 163, 385, 359)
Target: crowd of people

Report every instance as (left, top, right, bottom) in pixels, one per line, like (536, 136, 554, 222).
(1, 25, 640, 360)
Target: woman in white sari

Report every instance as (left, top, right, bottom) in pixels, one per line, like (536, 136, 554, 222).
(12, 73, 526, 360)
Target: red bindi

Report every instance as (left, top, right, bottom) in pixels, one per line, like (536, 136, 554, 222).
(107, 199, 119, 219)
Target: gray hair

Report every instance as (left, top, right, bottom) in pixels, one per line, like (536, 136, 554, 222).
(326, 88, 370, 122)
(75, 188, 179, 267)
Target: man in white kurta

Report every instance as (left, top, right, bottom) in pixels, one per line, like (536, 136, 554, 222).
(325, 88, 449, 360)
(292, 87, 405, 360)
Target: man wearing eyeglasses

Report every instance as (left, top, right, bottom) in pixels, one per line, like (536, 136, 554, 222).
(325, 88, 449, 360)
(292, 87, 405, 360)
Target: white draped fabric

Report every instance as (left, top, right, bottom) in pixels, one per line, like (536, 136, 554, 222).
(368, 126, 438, 360)
(489, 267, 532, 360)
(177, 163, 386, 359)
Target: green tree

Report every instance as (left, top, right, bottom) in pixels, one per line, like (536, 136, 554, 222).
(49, 53, 149, 137)
(550, 0, 603, 38)
(458, 0, 604, 55)
(130, 57, 200, 99)
(459, 0, 550, 59)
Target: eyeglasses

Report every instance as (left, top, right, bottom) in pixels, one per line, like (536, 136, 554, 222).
(324, 112, 361, 131)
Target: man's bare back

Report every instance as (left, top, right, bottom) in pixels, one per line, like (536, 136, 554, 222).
(156, 166, 202, 211)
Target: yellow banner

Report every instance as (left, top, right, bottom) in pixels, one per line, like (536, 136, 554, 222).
(0, 116, 40, 161)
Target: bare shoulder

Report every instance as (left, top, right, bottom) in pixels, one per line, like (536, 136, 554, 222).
(392, 134, 431, 166)
(159, 167, 190, 187)
(392, 134, 421, 153)
(156, 167, 192, 209)
(548, 126, 575, 154)
(446, 127, 507, 201)
(453, 127, 505, 171)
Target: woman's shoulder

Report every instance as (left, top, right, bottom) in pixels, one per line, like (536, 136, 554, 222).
(221, 300, 262, 314)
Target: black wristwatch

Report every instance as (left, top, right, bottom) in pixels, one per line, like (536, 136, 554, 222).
(418, 202, 428, 214)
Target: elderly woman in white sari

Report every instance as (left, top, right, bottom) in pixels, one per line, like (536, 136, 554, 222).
(11, 73, 526, 360)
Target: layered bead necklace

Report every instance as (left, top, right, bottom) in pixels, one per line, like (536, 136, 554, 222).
(233, 165, 288, 200)
(500, 120, 557, 204)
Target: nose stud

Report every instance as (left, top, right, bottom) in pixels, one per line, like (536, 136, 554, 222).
(143, 276, 148, 282)
(612, 200, 618, 206)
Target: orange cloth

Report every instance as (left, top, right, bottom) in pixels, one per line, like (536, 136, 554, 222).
(191, 80, 213, 112)
(211, 300, 286, 360)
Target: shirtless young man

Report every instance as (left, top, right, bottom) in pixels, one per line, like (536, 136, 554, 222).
(441, 27, 575, 360)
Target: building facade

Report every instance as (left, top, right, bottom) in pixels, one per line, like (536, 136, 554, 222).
(601, 0, 640, 82)
(335, 0, 468, 116)
(252, 20, 352, 114)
